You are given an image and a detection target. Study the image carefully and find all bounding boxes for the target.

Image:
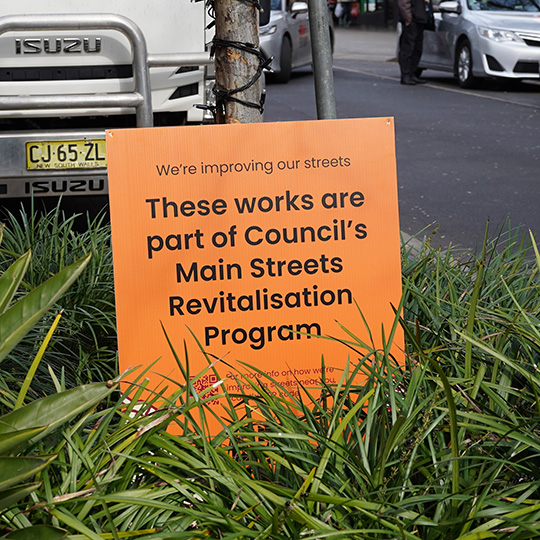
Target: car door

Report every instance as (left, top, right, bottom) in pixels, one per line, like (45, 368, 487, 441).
(287, 0, 311, 68)
(436, 3, 463, 70)
(421, 0, 462, 71)
(421, 13, 449, 68)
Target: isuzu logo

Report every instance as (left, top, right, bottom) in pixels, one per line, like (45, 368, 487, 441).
(15, 37, 102, 54)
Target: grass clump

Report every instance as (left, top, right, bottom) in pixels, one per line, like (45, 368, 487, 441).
(1, 208, 540, 539)
(0, 205, 116, 394)
(7, 340, 540, 539)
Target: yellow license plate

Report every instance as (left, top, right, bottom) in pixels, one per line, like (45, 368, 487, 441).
(26, 139, 107, 170)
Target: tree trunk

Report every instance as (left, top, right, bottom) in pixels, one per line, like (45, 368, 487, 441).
(214, 0, 263, 124)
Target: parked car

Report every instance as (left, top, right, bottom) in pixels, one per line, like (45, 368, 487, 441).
(260, 0, 334, 83)
(419, 0, 540, 87)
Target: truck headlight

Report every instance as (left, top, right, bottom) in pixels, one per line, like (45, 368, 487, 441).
(479, 27, 522, 42)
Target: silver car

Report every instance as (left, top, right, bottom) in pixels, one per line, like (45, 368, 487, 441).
(260, 0, 334, 83)
(419, 0, 540, 87)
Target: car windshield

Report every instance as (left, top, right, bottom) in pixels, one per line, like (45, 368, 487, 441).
(271, 0, 281, 8)
(468, 0, 540, 11)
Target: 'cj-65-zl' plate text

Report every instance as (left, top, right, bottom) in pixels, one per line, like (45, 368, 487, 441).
(26, 140, 107, 170)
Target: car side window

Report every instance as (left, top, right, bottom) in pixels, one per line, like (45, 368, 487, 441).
(468, 0, 486, 10)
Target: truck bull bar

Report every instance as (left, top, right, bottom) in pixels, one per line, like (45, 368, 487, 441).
(0, 13, 213, 128)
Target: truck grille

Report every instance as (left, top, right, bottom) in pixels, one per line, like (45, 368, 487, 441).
(0, 64, 133, 81)
(169, 83, 199, 100)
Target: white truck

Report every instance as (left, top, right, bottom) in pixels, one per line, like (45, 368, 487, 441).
(0, 0, 214, 201)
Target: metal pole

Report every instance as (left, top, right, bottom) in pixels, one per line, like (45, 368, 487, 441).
(307, 0, 337, 119)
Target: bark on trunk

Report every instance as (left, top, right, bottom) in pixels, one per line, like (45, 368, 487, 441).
(214, 0, 263, 124)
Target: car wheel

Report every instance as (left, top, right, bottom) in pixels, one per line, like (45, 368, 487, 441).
(456, 40, 476, 89)
(274, 36, 292, 84)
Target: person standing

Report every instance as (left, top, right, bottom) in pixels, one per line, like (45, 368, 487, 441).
(397, 0, 431, 85)
(338, 0, 353, 26)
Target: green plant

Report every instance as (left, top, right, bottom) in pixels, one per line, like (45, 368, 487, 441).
(0, 226, 118, 539)
(3, 216, 540, 540)
(0, 381, 117, 540)
(0, 204, 116, 393)
(13, 307, 540, 540)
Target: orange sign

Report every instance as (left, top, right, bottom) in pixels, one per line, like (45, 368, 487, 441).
(106, 118, 403, 406)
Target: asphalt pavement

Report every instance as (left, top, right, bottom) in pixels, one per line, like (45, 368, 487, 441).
(332, 25, 399, 64)
(265, 24, 540, 252)
(332, 26, 539, 252)
(330, 25, 427, 251)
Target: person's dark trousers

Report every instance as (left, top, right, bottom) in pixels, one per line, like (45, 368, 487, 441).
(399, 21, 425, 80)
(342, 2, 351, 25)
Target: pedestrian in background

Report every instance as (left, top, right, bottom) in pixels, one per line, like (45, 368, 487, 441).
(397, 0, 432, 85)
(334, 1, 344, 22)
(336, 0, 352, 26)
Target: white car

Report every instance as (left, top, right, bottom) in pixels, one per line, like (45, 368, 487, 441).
(419, 0, 540, 87)
(260, 0, 334, 83)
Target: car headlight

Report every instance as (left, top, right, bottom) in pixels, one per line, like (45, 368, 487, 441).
(478, 27, 523, 42)
(260, 25, 278, 36)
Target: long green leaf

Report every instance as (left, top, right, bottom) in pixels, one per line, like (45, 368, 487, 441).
(49, 508, 111, 540)
(530, 230, 540, 272)
(464, 257, 484, 380)
(400, 321, 461, 514)
(0, 250, 31, 315)
(0, 381, 117, 443)
(238, 477, 335, 531)
(15, 310, 63, 409)
(464, 225, 489, 379)
(0, 482, 41, 512)
(0, 252, 91, 364)
(311, 389, 374, 496)
(67, 531, 157, 540)
(0, 455, 55, 491)
(466, 501, 540, 536)
(374, 415, 407, 486)
(0, 426, 47, 454)
(456, 533, 496, 540)
(459, 331, 540, 394)
(1, 525, 68, 540)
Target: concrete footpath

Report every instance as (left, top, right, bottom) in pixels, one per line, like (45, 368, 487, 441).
(332, 25, 398, 63)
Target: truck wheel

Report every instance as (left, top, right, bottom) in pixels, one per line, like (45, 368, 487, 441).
(456, 39, 476, 89)
(274, 37, 292, 84)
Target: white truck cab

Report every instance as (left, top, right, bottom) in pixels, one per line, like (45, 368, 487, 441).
(0, 0, 212, 200)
